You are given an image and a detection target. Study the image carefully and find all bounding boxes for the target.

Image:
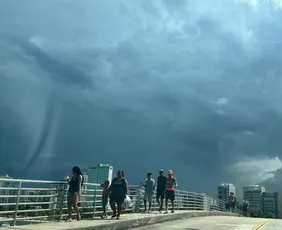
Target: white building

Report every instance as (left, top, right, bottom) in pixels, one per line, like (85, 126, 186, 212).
(0, 174, 12, 187)
(82, 173, 88, 189)
(85, 164, 113, 207)
(202, 193, 209, 211)
(87, 164, 113, 184)
(83, 173, 88, 183)
(243, 185, 265, 215)
(217, 183, 236, 202)
(0, 175, 15, 204)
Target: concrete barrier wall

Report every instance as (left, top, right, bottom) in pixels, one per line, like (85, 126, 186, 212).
(94, 211, 238, 230)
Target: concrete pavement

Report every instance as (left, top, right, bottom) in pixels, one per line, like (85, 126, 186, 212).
(263, 219, 282, 230)
(3, 211, 238, 230)
(132, 216, 279, 230)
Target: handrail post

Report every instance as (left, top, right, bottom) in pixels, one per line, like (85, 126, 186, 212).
(152, 189, 155, 212)
(92, 185, 97, 218)
(134, 186, 139, 213)
(175, 190, 177, 210)
(13, 181, 22, 226)
(186, 192, 189, 210)
(58, 183, 67, 221)
(50, 184, 56, 221)
(136, 186, 143, 212)
(176, 190, 179, 210)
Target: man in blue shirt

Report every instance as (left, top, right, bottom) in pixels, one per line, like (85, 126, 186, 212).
(242, 200, 249, 217)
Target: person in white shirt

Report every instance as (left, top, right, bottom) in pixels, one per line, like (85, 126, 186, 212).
(141, 173, 155, 212)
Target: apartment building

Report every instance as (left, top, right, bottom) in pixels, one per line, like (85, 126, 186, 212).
(217, 183, 236, 202)
(243, 185, 265, 216)
(262, 192, 282, 219)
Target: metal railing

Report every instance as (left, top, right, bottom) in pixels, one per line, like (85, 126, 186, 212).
(0, 178, 230, 226)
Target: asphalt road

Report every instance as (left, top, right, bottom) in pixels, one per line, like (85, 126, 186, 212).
(132, 216, 282, 230)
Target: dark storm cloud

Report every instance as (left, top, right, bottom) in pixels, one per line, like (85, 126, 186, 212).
(1, 0, 282, 195)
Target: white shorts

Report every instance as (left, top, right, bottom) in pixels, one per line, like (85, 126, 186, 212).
(144, 193, 153, 202)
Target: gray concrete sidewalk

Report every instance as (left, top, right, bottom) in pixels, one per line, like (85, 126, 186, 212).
(6, 211, 238, 230)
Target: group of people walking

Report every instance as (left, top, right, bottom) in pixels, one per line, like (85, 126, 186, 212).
(65, 166, 177, 221)
(142, 169, 178, 214)
(66, 166, 128, 220)
(226, 192, 236, 213)
(100, 169, 128, 219)
(226, 192, 249, 217)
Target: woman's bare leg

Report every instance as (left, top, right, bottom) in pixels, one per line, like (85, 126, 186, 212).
(117, 203, 122, 218)
(67, 192, 73, 221)
(72, 193, 80, 220)
(110, 201, 116, 217)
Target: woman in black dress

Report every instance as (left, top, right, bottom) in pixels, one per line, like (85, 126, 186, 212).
(109, 169, 128, 219)
(66, 166, 84, 221)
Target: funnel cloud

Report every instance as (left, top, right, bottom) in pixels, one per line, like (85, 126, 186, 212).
(1, 0, 282, 196)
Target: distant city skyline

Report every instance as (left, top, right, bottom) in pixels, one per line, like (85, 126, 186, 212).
(216, 181, 282, 218)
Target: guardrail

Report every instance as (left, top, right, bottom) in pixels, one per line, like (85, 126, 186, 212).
(0, 178, 229, 226)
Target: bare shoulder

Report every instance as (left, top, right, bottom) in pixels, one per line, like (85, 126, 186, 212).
(123, 178, 128, 184)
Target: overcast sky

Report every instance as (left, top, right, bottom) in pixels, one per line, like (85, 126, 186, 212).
(1, 0, 282, 197)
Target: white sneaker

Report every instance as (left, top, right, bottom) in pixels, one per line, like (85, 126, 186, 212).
(164, 210, 168, 214)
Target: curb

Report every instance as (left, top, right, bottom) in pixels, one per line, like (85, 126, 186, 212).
(76, 211, 239, 230)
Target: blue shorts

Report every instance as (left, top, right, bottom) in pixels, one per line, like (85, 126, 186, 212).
(102, 199, 108, 207)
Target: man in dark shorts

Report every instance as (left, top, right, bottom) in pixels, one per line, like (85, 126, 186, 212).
(164, 170, 177, 214)
(156, 169, 166, 212)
